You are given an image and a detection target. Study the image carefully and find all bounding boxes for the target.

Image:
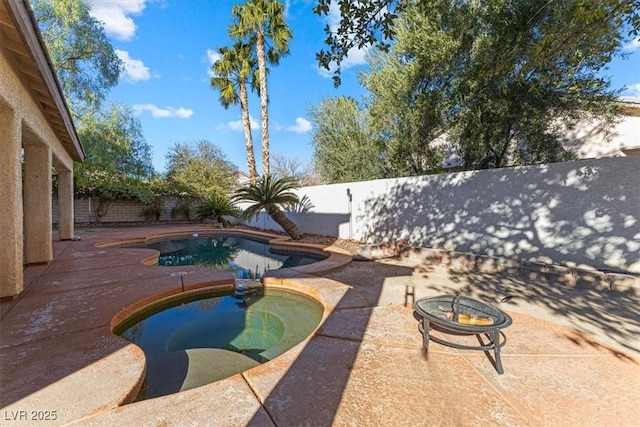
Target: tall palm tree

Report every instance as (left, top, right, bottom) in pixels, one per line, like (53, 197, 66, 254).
(210, 42, 259, 184)
(230, 0, 292, 176)
(233, 175, 304, 240)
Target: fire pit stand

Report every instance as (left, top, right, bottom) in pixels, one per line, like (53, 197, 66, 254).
(414, 295, 513, 374)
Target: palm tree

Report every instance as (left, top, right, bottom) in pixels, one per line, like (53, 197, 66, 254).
(196, 192, 239, 228)
(210, 42, 259, 184)
(230, 0, 292, 176)
(233, 175, 304, 240)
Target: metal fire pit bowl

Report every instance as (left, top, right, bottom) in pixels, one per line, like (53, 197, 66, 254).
(414, 295, 513, 374)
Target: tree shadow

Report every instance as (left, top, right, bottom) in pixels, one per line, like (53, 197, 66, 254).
(436, 266, 640, 357)
(248, 251, 638, 425)
(354, 157, 639, 274)
(248, 261, 415, 426)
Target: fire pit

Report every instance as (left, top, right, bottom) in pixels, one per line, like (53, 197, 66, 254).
(414, 295, 513, 374)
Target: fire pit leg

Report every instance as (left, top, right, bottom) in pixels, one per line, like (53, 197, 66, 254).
(418, 317, 430, 354)
(493, 329, 504, 375)
(424, 318, 430, 352)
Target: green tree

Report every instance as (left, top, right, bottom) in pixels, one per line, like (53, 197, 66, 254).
(31, 0, 122, 114)
(314, 0, 401, 86)
(314, 0, 640, 86)
(75, 103, 153, 180)
(233, 175, 304, 240)
(309, 96, 383, 183)
(230, 0, 293, 176)
(164, 140, 239, 198)
(196, 192, 239, 228)
(359, 0, 633, 171)
(73, 104, 154, 222)
(211, 42, 260, 184)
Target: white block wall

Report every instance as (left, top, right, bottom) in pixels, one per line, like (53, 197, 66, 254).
(248, 157, 639, 274)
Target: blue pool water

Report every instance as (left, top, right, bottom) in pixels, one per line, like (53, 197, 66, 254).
(115, 288, 323, 400)
(140, 235, 326, 279)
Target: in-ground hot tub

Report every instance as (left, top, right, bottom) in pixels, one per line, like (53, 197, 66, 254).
(115, 287, 324, 400)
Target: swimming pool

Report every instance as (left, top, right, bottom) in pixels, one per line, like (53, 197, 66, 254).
(115, 287, 323, 400)
(138, 235, 326, 279)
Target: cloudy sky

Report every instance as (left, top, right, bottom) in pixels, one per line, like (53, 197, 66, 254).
(90, 0, 640, 174)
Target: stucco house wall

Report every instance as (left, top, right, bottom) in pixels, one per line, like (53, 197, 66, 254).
(563, 109, 640, 158)
(1, 0, 83, 298)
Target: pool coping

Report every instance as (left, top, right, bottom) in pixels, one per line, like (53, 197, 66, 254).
(0, 226, 353, 425)
(2, 225, 639, 426)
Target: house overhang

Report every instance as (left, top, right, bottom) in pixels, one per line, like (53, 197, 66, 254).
(1, 0, 84, 162)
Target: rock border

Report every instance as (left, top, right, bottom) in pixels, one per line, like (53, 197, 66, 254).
(356, 243, 640, 295)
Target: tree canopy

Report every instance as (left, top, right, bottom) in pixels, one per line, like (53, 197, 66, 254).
(314, 0, 640, 85)
(75, 104, 153, 180)
(310, 0, 639, 177)
(211, 41, 260, 184)
(164, 140, 240, 198)
(230, 0, 292, 176)
(31, 0, 122, 114)
(309, 96, 384, 183)
(361, 0, 632, 171)
(73, 103, 154, 201)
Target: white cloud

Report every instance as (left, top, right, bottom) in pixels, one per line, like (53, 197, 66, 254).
(623, 83, 640, 97)
(133, 104, 194, 118)
(115, 50, 150, 82)
(217, 116, 259, 131)
(205, 49, 222, 78)
(623, 37, 640, 53)
(90, 0, 147, 41)
(316, 2, 370, 78)
(285, 117, 312, 134)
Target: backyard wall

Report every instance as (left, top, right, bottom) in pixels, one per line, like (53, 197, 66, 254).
(52, 157, 639, 273)
(52, 197, 196, 224)
(250, 157, 640, 274)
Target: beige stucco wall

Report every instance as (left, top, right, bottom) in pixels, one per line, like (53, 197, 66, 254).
(563, 115, 640, 158)
(1, 41, 75, 296)
(0, 49, 74, 172)
(0, 96, 23, 296)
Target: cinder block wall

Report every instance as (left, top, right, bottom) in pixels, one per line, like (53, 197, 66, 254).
(51, 157, 639, 273)
(287, 157, 639, 273)
(52, 197, 194, 224)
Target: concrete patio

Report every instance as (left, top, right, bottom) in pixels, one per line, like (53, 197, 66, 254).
(1, 225, 639, 426)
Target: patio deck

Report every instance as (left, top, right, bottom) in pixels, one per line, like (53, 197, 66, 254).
(1, 225, 639, 426)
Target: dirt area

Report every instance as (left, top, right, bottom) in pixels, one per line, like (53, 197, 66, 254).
(233, 225, 362, 255)
(265, 232, 361, 255)
(298, 234, 361, 255)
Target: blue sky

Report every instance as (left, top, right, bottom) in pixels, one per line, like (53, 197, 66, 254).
(89, 0, 640, 174)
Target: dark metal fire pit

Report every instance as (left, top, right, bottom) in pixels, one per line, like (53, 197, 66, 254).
(414, 295, 513, 374)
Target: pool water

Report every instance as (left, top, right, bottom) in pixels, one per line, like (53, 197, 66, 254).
(115, 288, 323, 400)
(142, 236, 326, 279)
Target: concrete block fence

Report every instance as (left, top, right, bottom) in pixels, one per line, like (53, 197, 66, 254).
(53, 157, 639, 274)
(250, 157, 639, 274)
(52, 196, 196, 225)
